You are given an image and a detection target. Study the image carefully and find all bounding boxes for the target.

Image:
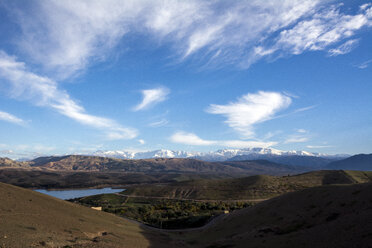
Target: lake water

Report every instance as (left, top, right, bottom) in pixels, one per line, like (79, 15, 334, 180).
(34, 187, 125, 200)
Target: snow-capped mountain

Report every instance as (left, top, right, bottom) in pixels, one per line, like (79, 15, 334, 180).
(91, 148, 335, 161)
(93, 149, 201, 160)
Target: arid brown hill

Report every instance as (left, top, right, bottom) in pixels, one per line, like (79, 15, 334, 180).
(0, 157, 29, 168)
(1, 180, 372, 247)
(1, 155, 304, 175)
(125, 170, 372, 200)
(0, 182, 175, 248)
(185, 182, 372, 248)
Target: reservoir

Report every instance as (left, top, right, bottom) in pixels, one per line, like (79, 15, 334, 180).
(34, 187, 124, 200)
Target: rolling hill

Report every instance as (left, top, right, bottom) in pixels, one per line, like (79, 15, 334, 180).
(1, 155, 306, 175)
(186, 182, 372, 248)
(0, 182, 177, 248)
(0, 157, 29, 168)
(2, 178, 372, 247)
(0, 169, 234, 189)
(229, 154, 335, 168)
(124, 170, 372, 200)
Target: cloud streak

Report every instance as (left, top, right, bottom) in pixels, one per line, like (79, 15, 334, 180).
(356, 59, 372, 69)
(328, 39, 359, 56)
(7, 1, 371, 74)
(252, 4, 372, 66)
(0, 51, 137, 140)
(284, 129, 310, 144)
(0, 111, 25, 125)
(306, 145, 332, 149)
(206, 91, 291, 138)
(170, 131, 276, 148)
(133, 87, 170, 111)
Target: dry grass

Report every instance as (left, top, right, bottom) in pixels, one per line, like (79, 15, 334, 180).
(0, 182, 178, 248)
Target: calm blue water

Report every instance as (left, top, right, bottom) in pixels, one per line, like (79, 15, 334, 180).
(34, 187, 125, 200)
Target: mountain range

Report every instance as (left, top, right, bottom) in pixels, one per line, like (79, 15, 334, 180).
(1, 153, 371, 175)
(92, 148, 348, 161)
(2, 155, 301, 176)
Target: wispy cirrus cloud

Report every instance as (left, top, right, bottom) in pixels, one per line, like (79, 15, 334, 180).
(0, 110, 25, 126)
(133, 87, 170, 111)
(356, 59, 372, 69)
(306, 145, 332, 149)
(250, 4, 372, 67)
(170, 131, 276, 148)
(284, 129, 310, 144)
(328, 39, 359, 56)
(0, 51, 137, 140)
(206, 91, 291, 138)
(148, 118, 169, 127)
(284, 136, 309, 144)
(7, 1, 371, 74)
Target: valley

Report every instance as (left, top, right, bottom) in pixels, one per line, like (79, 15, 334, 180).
(1, 154, 372, 247)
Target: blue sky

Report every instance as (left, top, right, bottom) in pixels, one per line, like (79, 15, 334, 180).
(0, 0, 371, 158)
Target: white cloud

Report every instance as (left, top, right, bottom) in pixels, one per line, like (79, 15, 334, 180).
(148, 118, 169, 127)
(170, 131, 276, 148)
(0, 51, 137, 140)
(252, 4, 372, 66)
(296, 129, 307, 133)
(8, 1, 371, 73)
(133, 87, 170, 111)
(138, 139, 145, 145)
(222, 140, 277, 149)
(284, 136, 309, 144)
(283, 128, 312, 144)
(0, 149, 13, 155)
(0, 144, 58, 159)
(284, 130, 311, 144)
(306, 145, 332, 149)
(0, 111, 25, 125)
(356, 59, 372, 69)
(206, 91, 291, 138)
(292, 105, 316, 114)
(170, 131, 215, 146)
(15, 0, 141, 78)
(328, 39, 359, 56)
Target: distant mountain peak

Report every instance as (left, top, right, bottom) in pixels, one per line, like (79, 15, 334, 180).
(91, 147, 338, 161)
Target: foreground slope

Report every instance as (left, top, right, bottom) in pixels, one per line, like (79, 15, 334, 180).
(185, 182, 372, 248)
(1, 181, 372, 247)
(125, 170, 372, 200)
(0, 182, 174, 248)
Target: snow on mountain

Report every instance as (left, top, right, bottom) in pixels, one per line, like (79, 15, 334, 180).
(91, 148, 332, 161)
(93, 149, 201, 160)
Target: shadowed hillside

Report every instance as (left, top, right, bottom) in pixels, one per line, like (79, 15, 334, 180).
(1, 181, 372, 247)
(183, 182, 372, 248)
(125, 170, 372, 200)
(0, 169, 234, 189)
(328, 154, 372, 170)
(0, 182, 177, 248)
(228, 154, 336, 167)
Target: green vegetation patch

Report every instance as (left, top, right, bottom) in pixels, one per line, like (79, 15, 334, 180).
(70, 194, 254, 229)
